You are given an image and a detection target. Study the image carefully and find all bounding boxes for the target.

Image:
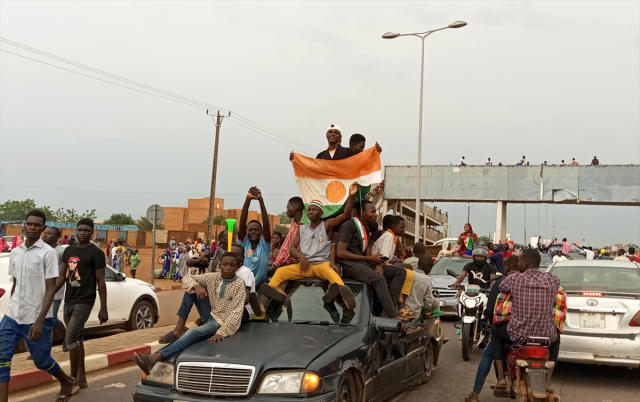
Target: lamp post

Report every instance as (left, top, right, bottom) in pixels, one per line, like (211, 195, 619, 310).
(383, 21, 466, 244)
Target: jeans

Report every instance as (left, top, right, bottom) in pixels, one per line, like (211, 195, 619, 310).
(63, 303, 93, 351)
(158, 316, 220, 359)
(341, 262, 405, 318)
(473, 341, 494, 393)
(177, 292, 214, 321)
(0, 316, 61, 383)
(52, 299, 63, 328)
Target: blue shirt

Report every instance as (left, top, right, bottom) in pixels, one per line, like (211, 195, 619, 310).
(238, 237, 271, 285)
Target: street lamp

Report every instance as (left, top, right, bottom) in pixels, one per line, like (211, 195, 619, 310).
(382, 21, 467, 243)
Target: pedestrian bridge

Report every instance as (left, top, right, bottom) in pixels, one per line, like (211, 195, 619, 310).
(384, 164, 640, 240)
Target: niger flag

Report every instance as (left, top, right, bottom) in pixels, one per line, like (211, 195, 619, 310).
(292, 147, 382, 220)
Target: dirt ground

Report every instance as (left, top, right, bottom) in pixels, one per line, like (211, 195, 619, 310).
(102, 246, 165, 283)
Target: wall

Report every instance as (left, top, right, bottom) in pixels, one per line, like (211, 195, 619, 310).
(5, 225, 22, 236)
(163, 207, 187, 231)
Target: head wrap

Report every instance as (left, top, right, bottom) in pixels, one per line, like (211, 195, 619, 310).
(77, 218, 94, 231)
(308, 200, 324, 211)
(327, 124, 341, 132)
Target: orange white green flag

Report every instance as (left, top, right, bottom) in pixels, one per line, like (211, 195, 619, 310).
(291, 146, 382, 220)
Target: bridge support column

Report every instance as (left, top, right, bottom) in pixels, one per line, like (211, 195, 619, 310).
(501, 203, 507, 241)
(495, 201, 505, 242)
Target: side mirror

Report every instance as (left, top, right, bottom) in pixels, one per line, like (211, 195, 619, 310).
(374, 317, 401, 333)
(118, 273, 126, 282)
(446, 269, 457, 278)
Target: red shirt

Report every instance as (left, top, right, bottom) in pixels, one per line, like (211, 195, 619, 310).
(503, 251, 513, 258)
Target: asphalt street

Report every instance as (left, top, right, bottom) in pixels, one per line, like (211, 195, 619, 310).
(9, 317, 640, 402)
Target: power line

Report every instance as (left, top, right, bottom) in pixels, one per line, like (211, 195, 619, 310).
(0, 183, 294, 196)
(0, 38, 319, 154)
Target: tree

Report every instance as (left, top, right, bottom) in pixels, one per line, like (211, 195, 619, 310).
(135, 216, 165, 231)
(104, 213, 135, 225)
(278, 211, 292, 225)
(477, 235, 491, 246)
(51, 208, 97, 222)
(202, 215, 227, 226)
(273, 224, 290, 236)
(0, 199, 37, 220)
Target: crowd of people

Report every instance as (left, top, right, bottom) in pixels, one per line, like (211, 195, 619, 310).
(0, 124, 637, 402)
(460, 155, 602, 166)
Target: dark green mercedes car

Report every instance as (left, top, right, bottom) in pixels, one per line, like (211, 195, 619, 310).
(133, 278, 443, 402)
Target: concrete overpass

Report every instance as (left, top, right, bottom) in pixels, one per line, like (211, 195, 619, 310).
(384, 165, 640, 241)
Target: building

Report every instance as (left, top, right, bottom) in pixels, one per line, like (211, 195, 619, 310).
(162, 197, 280, 242)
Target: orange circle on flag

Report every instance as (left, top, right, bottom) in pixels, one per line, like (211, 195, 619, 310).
(325, 181, 347, 203)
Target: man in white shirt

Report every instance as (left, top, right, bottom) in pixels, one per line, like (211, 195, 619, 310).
(486, 158, 493, 166)
(614, 249, 630, 261)
(230, 244, 256, 318)
(0, 211, 77, 402)
(552, 250, 568, 263)
(405, 255, 439, 316)
(460, 156, 467, 166)
(575, 243, 595, 260)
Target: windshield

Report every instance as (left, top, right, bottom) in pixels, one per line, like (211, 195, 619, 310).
(549, 266, 640, 293)
(431, 258, 469, 275)
(266, 281, 364, 325)
(540, 254, 553, 268)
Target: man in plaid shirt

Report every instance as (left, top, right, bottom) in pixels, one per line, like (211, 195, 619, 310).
(491, 249, 561, 394)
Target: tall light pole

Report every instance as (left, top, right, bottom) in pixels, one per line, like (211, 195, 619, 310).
(383, 21, 467, 243)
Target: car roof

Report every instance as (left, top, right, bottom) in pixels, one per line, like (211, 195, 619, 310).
(551, 260, 640, 269)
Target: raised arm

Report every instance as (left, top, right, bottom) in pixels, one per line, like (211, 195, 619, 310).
(256, 189, 271, 243)
(238, 188, 257, 241)
(325, 182, 358, 233)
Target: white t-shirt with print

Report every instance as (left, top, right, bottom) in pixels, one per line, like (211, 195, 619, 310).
(235, 265, 256, 315)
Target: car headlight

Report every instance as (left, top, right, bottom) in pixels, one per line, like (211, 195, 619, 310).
(148, 285, 156, 292)
(257, 371, 320, 394)
(142, 361, 174, 386)
(464, 298, 477, 308)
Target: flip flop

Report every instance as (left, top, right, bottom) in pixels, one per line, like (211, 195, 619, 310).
(322, 283, 341, 304)
(55, 378, 79, 402)
(248, 293, 264, 316)
(339, 286, 357, 310)
(259, 283, 286, 302)
(78, 382, 88, 389)
(158, 331, 178, 344)
(464, 392, 480, 402)
(131, 352, 151, 376)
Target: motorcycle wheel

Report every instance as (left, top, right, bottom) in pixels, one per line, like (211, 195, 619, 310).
(461, 323, 473, 361)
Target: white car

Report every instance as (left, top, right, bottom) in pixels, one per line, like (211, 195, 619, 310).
(0, 253, 159, 332)
(547, 259, 640, 368)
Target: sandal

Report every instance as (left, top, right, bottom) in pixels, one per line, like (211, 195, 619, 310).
(464, 392, 479, 402)
(259, 283, 286, 302)
(158, 331, 178, 344)
(248, 293, 264, 316)
(130, 352, 151, 376)
(55, 377, 79, 402)
(78, 382, 88, 389)
(322, 283, 341, 304)
(338, 286, 357, 310)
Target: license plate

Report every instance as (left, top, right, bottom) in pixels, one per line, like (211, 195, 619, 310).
(579, 312, 606, 329)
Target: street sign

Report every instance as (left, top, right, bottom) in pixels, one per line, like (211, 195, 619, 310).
(146, 204, 164, 225)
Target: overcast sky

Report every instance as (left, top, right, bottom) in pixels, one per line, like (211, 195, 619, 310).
(1, 1, 639, 246)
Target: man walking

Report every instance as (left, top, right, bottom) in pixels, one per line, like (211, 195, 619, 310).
(0, 211, 77, 402)
(57, 218, 108, 390)
(42, 226, 67, 343)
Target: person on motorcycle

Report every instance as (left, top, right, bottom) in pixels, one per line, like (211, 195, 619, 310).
(464, 255, 519, 402)
(491, 249, 562, 395)
(450, 247, 497, 290)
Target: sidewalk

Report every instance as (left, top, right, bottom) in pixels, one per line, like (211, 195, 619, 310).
(153, 278, 185, 292)
(9, 322, 195, 392)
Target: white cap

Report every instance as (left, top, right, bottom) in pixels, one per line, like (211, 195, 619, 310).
(327, 124, 341, 132)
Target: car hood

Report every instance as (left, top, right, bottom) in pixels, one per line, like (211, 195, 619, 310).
(430, 275, 466, 288)
(173, 321, 358, 370)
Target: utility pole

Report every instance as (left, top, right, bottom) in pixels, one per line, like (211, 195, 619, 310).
(206, 110, 230, 245)
(467, 204, 470, 223)
(523, 204, 526, 247)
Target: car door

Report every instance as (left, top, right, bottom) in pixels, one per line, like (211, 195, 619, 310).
(85, 266, 131, 327)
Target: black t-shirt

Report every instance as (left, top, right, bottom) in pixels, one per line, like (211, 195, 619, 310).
(337, 219, 370, 267)
(62, 244, 106, 306)
(463, 261, 497, 289)
(316, 145, 356, 161)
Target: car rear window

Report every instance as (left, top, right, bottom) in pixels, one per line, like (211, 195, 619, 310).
(549, 266, 640, 293)
(431, 258, 468, 275)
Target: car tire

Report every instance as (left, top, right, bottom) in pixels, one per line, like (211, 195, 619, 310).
(336, 372, 357, 402)
(126, 300, 155, 331)
(419, 341, 435, 384)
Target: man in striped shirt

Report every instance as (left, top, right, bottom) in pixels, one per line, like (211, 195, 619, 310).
(132, 252, 247, 374)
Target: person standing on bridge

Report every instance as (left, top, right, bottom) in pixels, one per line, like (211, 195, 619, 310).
(456, 223, 477, 255)
(591, 156, 599, 165)
(486, 158, 493, 166)
(571, 158, 579, 165)
(460, 156, 467, 166)
(349, 133, 382, 155)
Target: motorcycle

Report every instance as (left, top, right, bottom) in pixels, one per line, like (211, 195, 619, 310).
(493, 337, 560, 402)
(447, 269, 492, 361)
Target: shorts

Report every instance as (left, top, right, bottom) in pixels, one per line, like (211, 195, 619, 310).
(63, 303, 93, 351)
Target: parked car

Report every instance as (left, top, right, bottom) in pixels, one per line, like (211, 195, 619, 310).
(133, 278, 444, 402)
(547, 259, 640, 368)
(0, 253, 160, 333)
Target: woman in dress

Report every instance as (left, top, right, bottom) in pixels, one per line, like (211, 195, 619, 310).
(456, 223, 477, 255)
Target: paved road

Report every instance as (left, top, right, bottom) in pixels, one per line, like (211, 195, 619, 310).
(10, 318, 640, 402)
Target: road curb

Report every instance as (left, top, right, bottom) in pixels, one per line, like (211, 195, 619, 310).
(154, 285, 183, 292)
(8, 341, 162, 392)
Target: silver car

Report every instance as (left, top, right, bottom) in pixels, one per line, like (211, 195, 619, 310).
(430, 258, 471, 316)
(547, 260, 640, 368)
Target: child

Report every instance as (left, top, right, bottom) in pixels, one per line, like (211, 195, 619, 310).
(129, 248, 141, 278)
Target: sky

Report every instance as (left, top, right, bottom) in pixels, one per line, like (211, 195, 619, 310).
(1, 1, 639, 246)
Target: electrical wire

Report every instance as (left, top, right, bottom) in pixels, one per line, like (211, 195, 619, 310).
(0, 38, 319, 154)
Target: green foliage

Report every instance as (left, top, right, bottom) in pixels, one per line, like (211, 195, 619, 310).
(201, 215, 226, 226)
(136, 216, 165, 231)
(273, 224, 290, 236)
(278, 211, 292, 225)
(0, 199, 96, 222)
(104, 213, 135, 225)
(477, 235, 491, 246)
